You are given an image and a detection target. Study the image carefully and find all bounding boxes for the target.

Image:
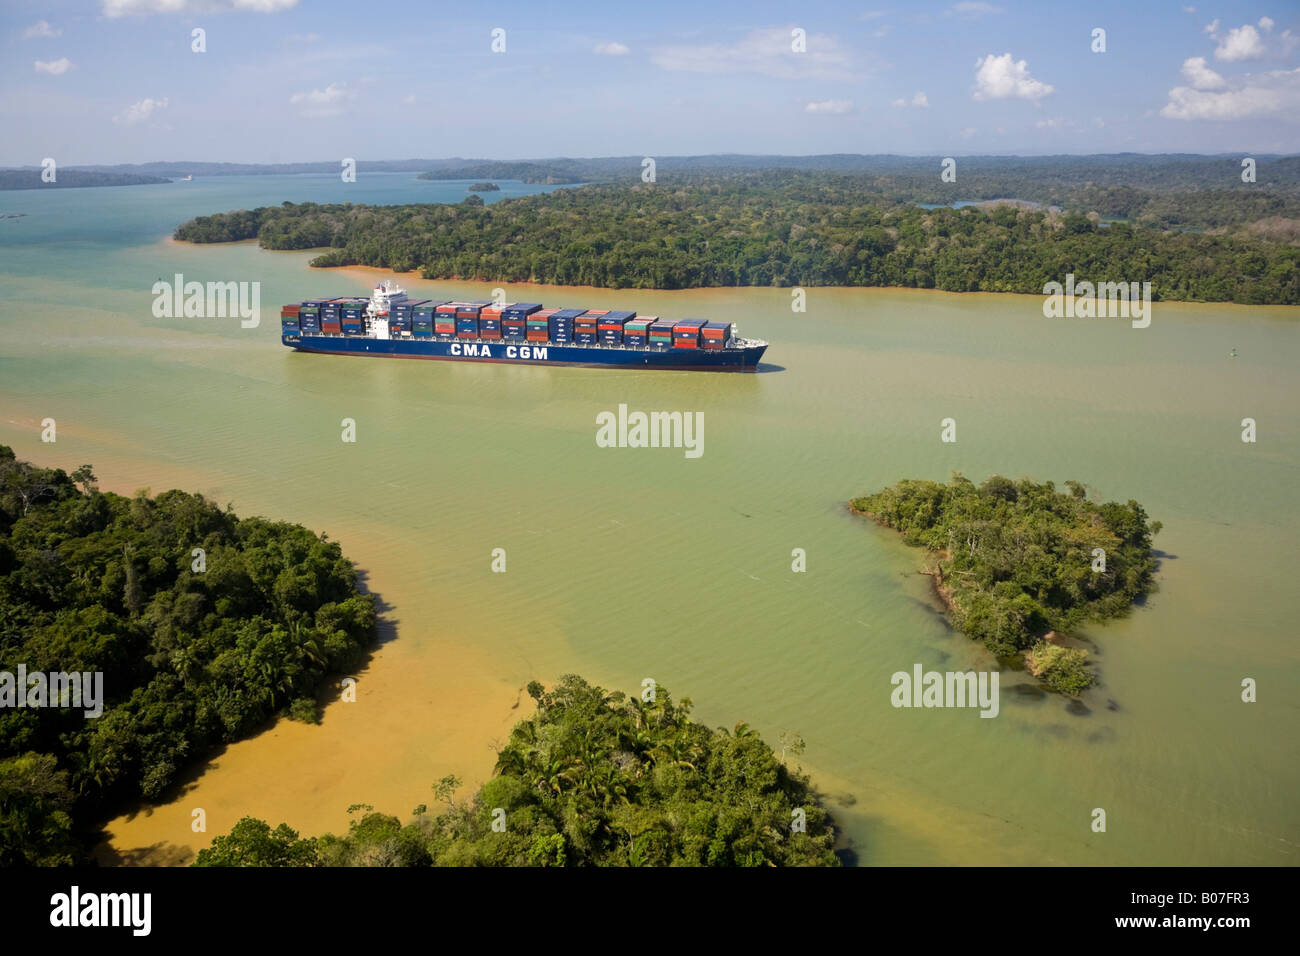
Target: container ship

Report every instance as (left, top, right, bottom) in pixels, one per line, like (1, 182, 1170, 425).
(280, 281, 767, 371)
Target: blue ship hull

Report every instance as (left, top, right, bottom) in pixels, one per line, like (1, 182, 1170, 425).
(282, 333, 766, 371)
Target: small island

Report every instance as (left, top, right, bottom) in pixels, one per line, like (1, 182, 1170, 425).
(851, 474, 1160, 695)
(467, 182, 500, 192)
(195, 675, 840, 867)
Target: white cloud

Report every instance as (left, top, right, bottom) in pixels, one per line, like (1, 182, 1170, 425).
(102, 0, 298, 16)
(1181, 56, 1226, 90)
(1259, 17, 1274, 32)
(859, 10, 886, 20)
(34, 58, 72, 75)
(972, 52, 1053, 102)
(651, 27, 856, 79)
(1203, 18, 1220, 36)
(593, 41, 629, 56)
(947, 2, 1004, 18)
(289, 82, 354, 117)
(805, 99, 853, 114)
(114, 97, 169, 125)
(24, 20, 62, 38)
(1215, 24, 1266, 61)
(892, 91, 929, 108)
(1182, 5, 1196, 13)
(1161, 65, 1300, 120)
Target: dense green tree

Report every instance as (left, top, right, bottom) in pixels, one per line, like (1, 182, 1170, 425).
(192, 817, 319, 867)
(196, 676, 840, 867)
(0, 753, 79, 866)
(0, 447, 376, 862)
(851, 475, 1160, 692)
(174, 171, 1300, 305)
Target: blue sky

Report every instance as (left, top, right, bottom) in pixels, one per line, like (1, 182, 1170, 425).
(3, 0, 1298, 165)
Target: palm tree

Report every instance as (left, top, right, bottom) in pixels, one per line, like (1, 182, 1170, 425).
(533, 759, 575, 797)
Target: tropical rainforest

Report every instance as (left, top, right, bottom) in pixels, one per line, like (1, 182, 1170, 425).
(851, 475, 1161, 694)
(0, 447, 376, 865)
(194, 675, 839, 867)
(175, 168, 1300, 304)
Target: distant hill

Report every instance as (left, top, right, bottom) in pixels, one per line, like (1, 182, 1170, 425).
(52, 159, 474, 178)
(0, 169, 171, 190)
(11, 154, 1296, 199)
(416, 153, 1300, 201)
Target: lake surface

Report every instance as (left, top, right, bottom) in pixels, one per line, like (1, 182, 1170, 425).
(1, 174, 1297, 866)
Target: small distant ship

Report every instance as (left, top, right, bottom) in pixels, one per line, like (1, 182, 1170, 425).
(179, 175, 193, 181)
(279, 281, 768, 371)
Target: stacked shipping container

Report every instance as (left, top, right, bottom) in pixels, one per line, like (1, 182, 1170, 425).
(573, 310, 605, 345)
(671, 319, 707, 349)
(389, 298, 430, 336)
(598, 310, 637, 345)
(549, 308, 585, 344)
(434, 303, 458, 338)
(701, 321, 733, 350)
(452, 300, 493, 339)
(648, 319, 677, 347)
(411, 301, 444, 336)
(527, 308, 556, 343)
(502, 302, 541, 340)
(622, 316, 654, 348)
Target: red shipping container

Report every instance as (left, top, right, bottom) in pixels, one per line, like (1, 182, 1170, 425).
(702, 341, 724, 350)
(457, 329, 477, 339)
(281, 305, 301, 315)
(672, 339, 698, 349)
(526, 331, 549, 342)
(479, 329, 502, 339)
(321, 321, 342, 333)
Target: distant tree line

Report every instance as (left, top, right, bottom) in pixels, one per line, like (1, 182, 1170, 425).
(195, 675, 839, 867)
(0, 447, 376, 865)
(175, 171, 1300, 304)
(0, 170, 171, 190)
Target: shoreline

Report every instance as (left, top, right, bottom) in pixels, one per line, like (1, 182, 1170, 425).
(848, 497, 1100, 695)
(0, 459, 523, 867)
(167, 241, 1300, 313)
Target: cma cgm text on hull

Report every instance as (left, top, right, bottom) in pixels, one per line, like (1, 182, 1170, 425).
(280, 282, 768, 371)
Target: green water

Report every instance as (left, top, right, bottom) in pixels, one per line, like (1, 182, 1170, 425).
(1, 178, 1297, 865)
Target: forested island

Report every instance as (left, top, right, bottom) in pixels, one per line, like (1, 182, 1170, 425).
(0, 170, 171, 190)
(851, 475, 1160, 694)
(0, 448, 376, 865)
(467, 182, 500, 192)
(173, 170, 1299, 304)
(419, 163, 584, 184)
(194, 675, 839, 867)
